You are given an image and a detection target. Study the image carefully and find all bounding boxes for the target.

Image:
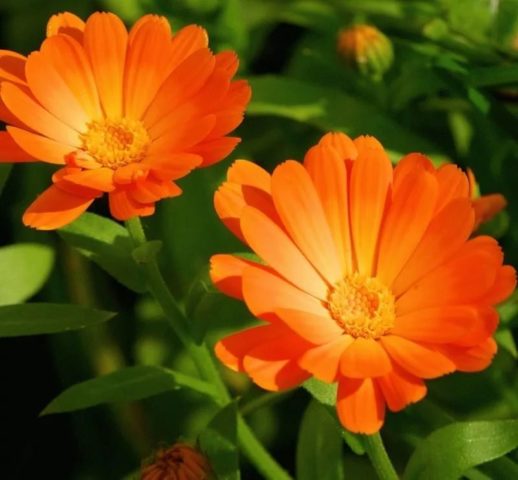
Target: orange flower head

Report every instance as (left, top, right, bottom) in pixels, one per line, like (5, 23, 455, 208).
(467, 168, 507, 229)
(0, 12, 251, 229)
(210, 133, 516, 434)
(142, 442, 211, 480)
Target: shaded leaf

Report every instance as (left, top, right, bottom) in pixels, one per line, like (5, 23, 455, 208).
(43, 365, 218, 414)
(132, 240, 162, 265)
(0, 303, 114, 337)
(404, 420, 518, 480)
(199, 402, 240, 480)
(0, 164, 12, 196)
(297, 400, 345, 480)
(59, 213, 146, 293)
(0, 243, 54, 305)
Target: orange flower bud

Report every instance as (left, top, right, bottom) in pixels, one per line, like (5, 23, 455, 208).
(141, 443, 212, 480)
(337, 24, 394, 80)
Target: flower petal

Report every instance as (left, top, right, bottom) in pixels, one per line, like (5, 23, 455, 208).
(46, 12, 85, 41)
(340, 338, 392, 378)
(7, 126, 70, 164)
(438, 338, 497, 372)
(0, 131, 34, 162)
(275, 308, 343, 344)
(210, 254, 259, 300)
(108, 189, 154, 220)
(271, 160, 342, 284)
(377, 365, 427, 412)
(337, 377, 385, 434)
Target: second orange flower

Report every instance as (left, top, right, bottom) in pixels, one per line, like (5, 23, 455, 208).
(0, 12, 250, 229)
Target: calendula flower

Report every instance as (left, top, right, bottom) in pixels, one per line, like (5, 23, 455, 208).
(211, 133, 515, 434)
(142, 442, 211, 480)
(0, 12, 250, 229)
(467, 168, 507, 229)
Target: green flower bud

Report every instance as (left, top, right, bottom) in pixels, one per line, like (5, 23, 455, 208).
(337, 24, 394, 81)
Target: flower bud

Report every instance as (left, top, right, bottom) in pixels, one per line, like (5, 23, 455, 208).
(141, 442, 211, 479)
(337, 24, 394, 80)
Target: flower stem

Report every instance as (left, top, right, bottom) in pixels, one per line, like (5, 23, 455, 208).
(125, 216, 292, 480)
(363, 432, 399, 480)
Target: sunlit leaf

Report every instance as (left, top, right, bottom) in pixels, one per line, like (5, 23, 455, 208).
(43, 365, 218, 414)
(0, 243, 54, 305)
(199, 402, 239, 480)
(404, 420, 518, 480)
(297, 400, 345, 480)
(0, 303, 114, 337)
(59, 213, 146, 293)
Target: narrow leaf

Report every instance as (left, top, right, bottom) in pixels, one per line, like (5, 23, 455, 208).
(199, 402, 240, 480)
(58, 213, 146, 293)
(43, 365, 218, 415)
(0, 164, 12, 195)
(297, 400, 345, 480)
(0, 243, 54, 305)
(404, 420, 518, 480)
(0, 303, 114, 337)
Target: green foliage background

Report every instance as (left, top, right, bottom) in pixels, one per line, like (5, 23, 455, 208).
(2, 0, 518, 478)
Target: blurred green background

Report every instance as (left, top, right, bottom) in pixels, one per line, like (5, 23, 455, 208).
(2, 0, 518, 478)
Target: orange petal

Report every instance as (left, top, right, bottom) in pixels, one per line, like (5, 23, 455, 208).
(434, 164, 470, 212)
(271, 161, 341, 284)
(380, 335, 455, 379)
(392, 152, 434, 191)
(128, 178, 181, 204)
(143, 48, 215, 128)
(318, 132, 358, 160)
(124, 17, 174, 119)
(23, 184, 94, 230)
(210, 254, 259, 300)
(149, 115, 216, 153)
(1, 82, 81, 146)
(7, 126, 71, 164)
(46, 12, 85, 42)
(243, 332, 311, 391)
(190, 136, 240, 167)
(377, 169, 438, 285)
(298, 335, 354, 383)
(208, 110, 244, 139)
(227, 159, 271, 192)
(108, 189, 154, 221)
(40, 35, 102, 120)
(350, 143, 392, 275)
(337, 377, 385, 434)
(112, 163, 150, 184)
(397, 239, 501, 314)
(84, 12, 127, 118)
(438, 338, 497, 372)
(214, 50, 239, 77)
(128, 14, 171, 44)
(240, 206, 328, 299)
(145, 153, 202, 181)
(242, 264, 329, 321)
(63, 168, 115, 192)
(304, 142, 353, 274)
(392, 306, 478, 343)
(215, 324, 284, 372)
(454, 306, 498, 347)
(275, 308, 342, 344)
(25, 51, 88, 131)
(166, 25, 208, 74)
(478, 265, 516, 305)
(353, 135, 384, 154)
(0, 50, 26, 85)
(393, 198, 474, 296)
(0, 131, 34, 162)
(473, 194, 507, 228)
(340, 338, 392, 378)
(376, 365, 427, 412)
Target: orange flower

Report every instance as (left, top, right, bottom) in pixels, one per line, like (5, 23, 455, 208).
(142, 442, 211, 480)
(0, 12, 250, 229)
(467, 168, 507, 229)
(210, 133, 516, 434)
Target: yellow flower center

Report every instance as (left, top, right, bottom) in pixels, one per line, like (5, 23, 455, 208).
(328, 273, 395, 339)
(80, 118, 150, 169)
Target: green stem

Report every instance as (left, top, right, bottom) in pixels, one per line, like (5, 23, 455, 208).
(241, 391, 293, 417)
(363, 432, 399, 480)
(125, 216, 292, 480)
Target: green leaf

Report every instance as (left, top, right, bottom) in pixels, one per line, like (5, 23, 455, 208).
(296, 400, 345, 480)
(248, 76, 439, 156)
(0, 164, 12, 196)
(469, 64, 518, 87)
(0, 243, 54, 305)
(42, 365, 218, 415)
(404, 420, 518, 480)
(199, 402, 240, 480)
(58, 213, 146, 293)
(303, 377, 336, 407)
(0, 303, 114, 337)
